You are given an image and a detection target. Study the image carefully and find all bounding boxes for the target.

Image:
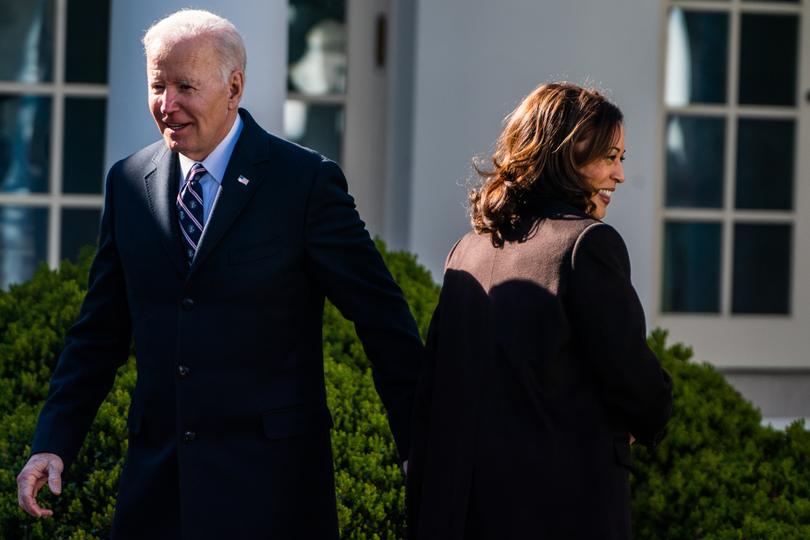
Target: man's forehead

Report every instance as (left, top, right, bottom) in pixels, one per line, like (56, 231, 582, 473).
(147, 54, 212, 78)
(147, 36, 214, 65)
(147, 70, 201, 83)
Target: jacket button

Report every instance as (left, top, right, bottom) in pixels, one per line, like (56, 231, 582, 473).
(183, 430, 196, 443)
(181, 298, 194, 310)
(178, 365, 190, 377)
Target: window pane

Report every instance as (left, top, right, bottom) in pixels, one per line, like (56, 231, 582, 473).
(0, 0, 55, 83)
(0, 96, 51, 193)
(284, 100, 343, 163)
(665, 115, 725, 208)
(65, 0, 110, 83)
(0, 206, 48, 289)
(665, 9, 728, 106)
(63, 98, 106, 194)
(736, 119, 794, 210)
(733, 224, 791, 314)
(288, 0, 347, 95)
(61, 208, 101, 261)
(739, 14, 798, 106)
(663, 221, 722, 313)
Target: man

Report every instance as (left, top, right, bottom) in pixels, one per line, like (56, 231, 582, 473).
(17, 10, 422, 539)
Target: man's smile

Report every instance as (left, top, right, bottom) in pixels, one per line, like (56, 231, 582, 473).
(164, 122, 190, 132)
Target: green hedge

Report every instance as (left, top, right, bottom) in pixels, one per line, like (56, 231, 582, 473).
(324, 244, 439, 539)
(0, 243, 438, 540)
(632, 330, 810, 539)
(1, 244, 809, 539)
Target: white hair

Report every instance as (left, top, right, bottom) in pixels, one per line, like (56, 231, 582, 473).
(143, 9, 247, 82)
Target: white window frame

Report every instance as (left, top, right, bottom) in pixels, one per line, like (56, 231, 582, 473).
(653, 0, 810, 369)
(0, 0, 107, 270)
(284, 0, 390, 236)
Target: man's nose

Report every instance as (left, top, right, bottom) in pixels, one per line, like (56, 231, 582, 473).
(160, 89, 179, 115)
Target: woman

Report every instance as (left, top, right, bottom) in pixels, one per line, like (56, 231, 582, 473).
(408, 83, 673, 540)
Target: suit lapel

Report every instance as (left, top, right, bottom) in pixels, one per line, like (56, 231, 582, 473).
(189, 110, 270, 276)
(144, 146, 187, 277)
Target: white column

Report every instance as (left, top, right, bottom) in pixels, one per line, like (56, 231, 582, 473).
(105, 0, 287, 171)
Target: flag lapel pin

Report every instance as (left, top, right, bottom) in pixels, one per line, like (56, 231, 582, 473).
(237, 175, 250, 186)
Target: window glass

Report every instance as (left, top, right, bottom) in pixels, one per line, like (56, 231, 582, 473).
(665, 9, 728, 106)
(288, 0, 347, 95)
(665, 115, 725, 208)
(663, 221, 722, 313)
(0, 96, 52, 193)
(0, 0, 55, 83)
(65, 0, 110, 83)
(732, 224, 791, 314)
(61, 208, 101, 261)
(739, 14, 798, 106)
(284, 100, 343, 163)
(735, 118, 794, 210)
(0, 206, 48, 289)
(63, 98, 107, 194)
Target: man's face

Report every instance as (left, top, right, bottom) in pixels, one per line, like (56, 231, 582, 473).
(147, 36, 243, 161)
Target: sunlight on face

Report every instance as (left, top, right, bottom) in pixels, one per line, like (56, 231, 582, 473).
(577, 126, 626, 220)
(147, 35, 243, 161)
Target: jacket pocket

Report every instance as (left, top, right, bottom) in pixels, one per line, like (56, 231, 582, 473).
(613, 436, 633, 468)
(261, 405, 333, 440)
(228, 240, 282, 265)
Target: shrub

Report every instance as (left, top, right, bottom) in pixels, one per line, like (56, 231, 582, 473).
(0, 251, 91, 414)
(632, 329, 810, 539)
(2, 244, 809, 539)
(323, 241, 439, 539)
(0, 241, 438, 540)
(0, 249, 133, 540)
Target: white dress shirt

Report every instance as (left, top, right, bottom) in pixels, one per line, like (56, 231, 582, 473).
(178, 114, 244, 228)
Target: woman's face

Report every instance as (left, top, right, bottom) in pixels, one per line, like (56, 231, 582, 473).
(577, 125, 626, 219)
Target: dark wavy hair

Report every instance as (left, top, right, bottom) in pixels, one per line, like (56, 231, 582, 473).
(470, 82, 623, 246)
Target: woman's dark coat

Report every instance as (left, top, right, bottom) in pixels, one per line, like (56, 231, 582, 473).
(408, 202, 673, 540)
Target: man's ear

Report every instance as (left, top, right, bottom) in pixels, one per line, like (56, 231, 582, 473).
(227, 70, 245, 109)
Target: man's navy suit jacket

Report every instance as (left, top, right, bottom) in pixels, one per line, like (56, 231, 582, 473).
(32, 109, 423, 539)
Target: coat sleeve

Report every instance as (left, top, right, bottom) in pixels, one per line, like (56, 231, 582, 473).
(303, 158, 423, 460)
(31, 163, 133, 470)
(406, 300, 439, 539)
(567, 223, 672, 448)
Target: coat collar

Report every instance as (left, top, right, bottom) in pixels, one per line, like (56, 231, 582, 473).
(142, 108, 272, 280)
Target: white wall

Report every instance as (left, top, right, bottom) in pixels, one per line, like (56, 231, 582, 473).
(406, 0, 662, 314)
(105, 0, 287, 171)
(383, 0, 417, 252)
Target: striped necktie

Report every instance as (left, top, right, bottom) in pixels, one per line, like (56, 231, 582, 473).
(177, 162, 206, 263)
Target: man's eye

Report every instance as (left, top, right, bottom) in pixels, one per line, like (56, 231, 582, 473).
(180, 84, 193, 91)
(151, 85, 165, 92)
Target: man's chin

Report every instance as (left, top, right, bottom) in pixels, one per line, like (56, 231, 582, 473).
(162, 134, 185, 153)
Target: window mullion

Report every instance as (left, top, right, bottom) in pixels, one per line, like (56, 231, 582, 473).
(48, 0, 68, 268)
(720, 2, 741, 317)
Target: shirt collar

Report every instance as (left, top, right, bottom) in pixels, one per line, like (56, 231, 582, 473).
(178, 114, 244, 185)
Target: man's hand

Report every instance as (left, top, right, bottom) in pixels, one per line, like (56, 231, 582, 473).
(629, 434, 636, 445)
(17, 453, 64, 518)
